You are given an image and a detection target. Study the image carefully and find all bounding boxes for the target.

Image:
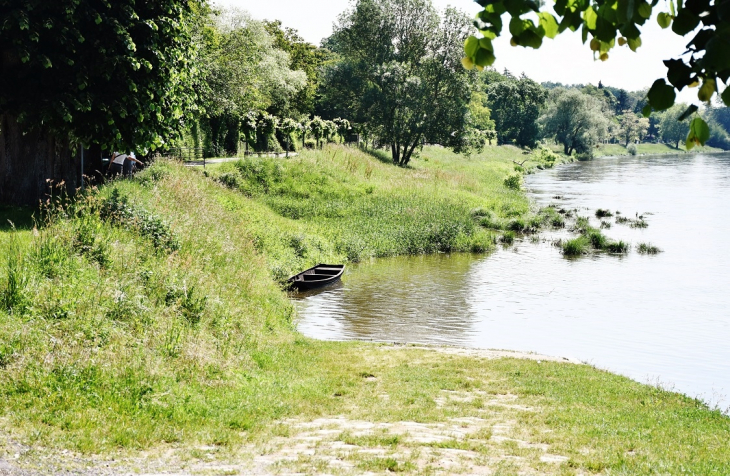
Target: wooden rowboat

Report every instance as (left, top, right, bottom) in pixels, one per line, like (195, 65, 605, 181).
(288, 264, 345, 290)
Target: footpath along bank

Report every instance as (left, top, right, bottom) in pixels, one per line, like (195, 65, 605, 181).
(0, 144, 728, 474)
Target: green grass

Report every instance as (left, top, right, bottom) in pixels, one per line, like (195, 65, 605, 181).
(0, 145, 728, 473)
(203, 144, 528, 275)
(561, 236, 590, 256)
(563, 215, 629, 256)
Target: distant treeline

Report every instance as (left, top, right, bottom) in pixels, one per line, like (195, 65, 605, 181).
(187, 1, 730, 161)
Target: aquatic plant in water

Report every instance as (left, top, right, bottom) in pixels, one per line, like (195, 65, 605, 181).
(637, 243, 662, 254)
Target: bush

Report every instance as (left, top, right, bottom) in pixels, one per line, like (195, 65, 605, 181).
(503, 174, 522, 190)
(627, 143, 638, 155)
(100, 189, 180, 253)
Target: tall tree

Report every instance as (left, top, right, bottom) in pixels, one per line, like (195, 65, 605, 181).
(0, 0, 204, 205)
(659, 104, 691, 149)
(195, 10, 306, 155)
(540, 88, 610, 155)
(263, 21, 328, 118)
(618, 111, 650, 145)
(485, 74, 546, 147)
(320, 0, 475, 166)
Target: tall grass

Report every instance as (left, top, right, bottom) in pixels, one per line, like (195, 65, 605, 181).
(207, 144, 527, 272)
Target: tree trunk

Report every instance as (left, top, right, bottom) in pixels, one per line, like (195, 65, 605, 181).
(401, 137, 420, 166)
(0, 114, 79, 206)
(391, 142, 400, 165)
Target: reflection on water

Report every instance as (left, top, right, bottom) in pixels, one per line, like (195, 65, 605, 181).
(295, 153, 730, 404)
(294, 254, 479, 345)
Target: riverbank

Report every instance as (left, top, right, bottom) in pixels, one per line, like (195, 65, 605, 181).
(594, 142, 723, 157)
(1, 146, 729, 474)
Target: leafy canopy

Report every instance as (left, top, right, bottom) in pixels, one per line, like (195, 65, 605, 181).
(464, 0, 730, 145)
(0, 0, 206, 152)
(323, 0, 477, 166)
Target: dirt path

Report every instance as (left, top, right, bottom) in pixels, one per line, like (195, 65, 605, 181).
(0, 347, 583, 475)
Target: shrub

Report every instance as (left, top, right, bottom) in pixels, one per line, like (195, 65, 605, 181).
(627, 143, 638, 155)
(216, 172, 240, 189)
(100, 189, 180, 253)
(503, 174, 522, 190)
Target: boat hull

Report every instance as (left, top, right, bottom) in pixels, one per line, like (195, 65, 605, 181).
(288, 264, 345, 290)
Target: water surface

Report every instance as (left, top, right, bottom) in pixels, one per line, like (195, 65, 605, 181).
(295, 153, 730, 405)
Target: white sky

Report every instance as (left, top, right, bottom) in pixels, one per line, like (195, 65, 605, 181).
(213, 0, 699, 104)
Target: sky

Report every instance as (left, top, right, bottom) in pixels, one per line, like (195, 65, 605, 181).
(213, 0, 699, 104)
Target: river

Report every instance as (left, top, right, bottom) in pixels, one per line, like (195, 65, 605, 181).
(294, 153, 730, 407)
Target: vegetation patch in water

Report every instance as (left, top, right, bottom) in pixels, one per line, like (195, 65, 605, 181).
(637, 243, 663, 254)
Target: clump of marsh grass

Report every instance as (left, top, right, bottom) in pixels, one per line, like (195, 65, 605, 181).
(599, 221, 611, 229)
(637, 243, 662, 254)
(630, 218, 649, 228)
(500, 231, 516, 245)
(561, 216, 629, 256)
(562, 236, 590, 256)
(605, 240, 629, 253)
(595, 208, 613, 218)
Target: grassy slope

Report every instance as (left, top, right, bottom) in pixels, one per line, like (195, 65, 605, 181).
(0, 145, 728, 473)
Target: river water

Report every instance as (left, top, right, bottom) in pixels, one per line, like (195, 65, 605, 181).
(294, 153, 730, 406)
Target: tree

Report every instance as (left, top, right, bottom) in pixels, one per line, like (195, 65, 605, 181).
(463, 0, 730, 145)
(618, 111, 650, 146)
(195, 10, 306, 155)
(660, 104, 691, 149)
(263, 21, 328, 117)
(485, 74, 546, 147)
(540, 88, 610, 155)
(468, 91, 495, 132)
(0, 0, 205, 204)
(321, 0, 475, 166)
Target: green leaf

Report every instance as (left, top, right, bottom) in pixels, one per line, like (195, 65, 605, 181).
(647, 79, 676, 110)
(657, 12, 672, 28)
(670, 0, 676, 16)
(584, 7, 598, 29)
(638, 2, 652, 18)
(687, 117, 710, 146)
(518, 29, 543, 48)
(479, 37, 494, 51)
(509, 16, 526, 36)
(642, 104, 652, 117)
(722, 87, 730, 107)
(677, 104, 698, 121)
(464, 36, 479, 57)
(672, 8, 700, 35)
(698, 78, 716, 102)
(538, 12, 559, 38)
(627, 36, 642, 51)
(664, 59, 693, 89)
(475, 48, 496, 66)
